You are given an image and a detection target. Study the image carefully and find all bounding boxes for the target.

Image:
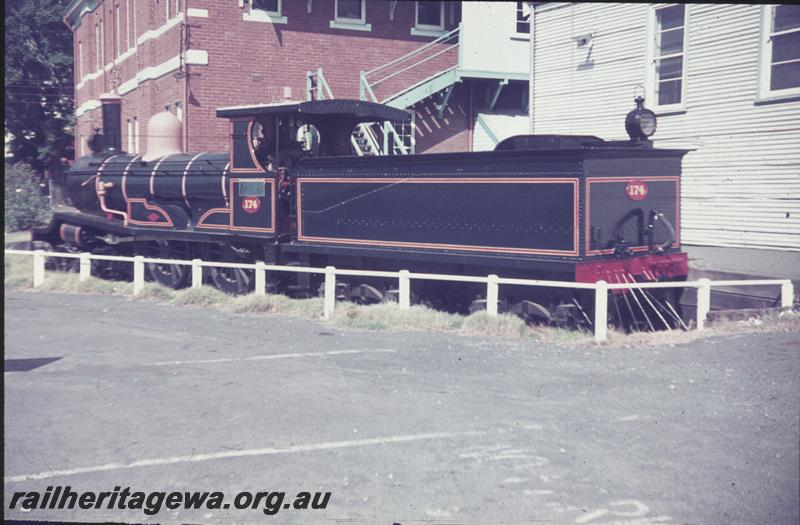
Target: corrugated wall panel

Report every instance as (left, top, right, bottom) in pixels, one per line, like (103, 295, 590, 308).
(533, 3, 800, 250)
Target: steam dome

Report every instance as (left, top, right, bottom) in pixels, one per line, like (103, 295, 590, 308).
(142, 111, 183, 161)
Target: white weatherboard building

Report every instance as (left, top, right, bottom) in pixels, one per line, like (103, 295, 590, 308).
(526, 3, 800, 254)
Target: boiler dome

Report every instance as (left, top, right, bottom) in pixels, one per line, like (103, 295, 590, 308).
(142, 111, 183, 161)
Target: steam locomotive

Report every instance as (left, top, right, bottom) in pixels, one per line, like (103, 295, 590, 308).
(34, 94, 689, 328)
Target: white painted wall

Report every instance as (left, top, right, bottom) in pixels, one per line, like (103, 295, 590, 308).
(460, 2, 529, 76)
(531, 3, 800, 251)
(473, 112, 530, 151)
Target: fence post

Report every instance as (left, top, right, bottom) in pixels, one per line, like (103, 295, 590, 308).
(594, 280, 608, 343)
(486, 274, 499, 316)
(398, 270, 410, 309)
(33, 250, 46, 288)
(255, 261, 266, 296)
(323, 266, 336, 319)
(696, 278, 711, 330)
(782, 280, 794, 309)
(79, 252, 91, 282)
(133, 255, 145, 295)
(191, 259, 202, 288)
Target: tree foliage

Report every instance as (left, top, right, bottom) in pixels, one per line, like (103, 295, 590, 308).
(5, 0, 75, 175)
(4, 163, 52, 232)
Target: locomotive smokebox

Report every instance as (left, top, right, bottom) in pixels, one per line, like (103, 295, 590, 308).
(99, 92, 123, 152)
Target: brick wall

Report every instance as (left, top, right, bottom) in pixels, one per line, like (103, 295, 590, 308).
(71, 0, 471, 156)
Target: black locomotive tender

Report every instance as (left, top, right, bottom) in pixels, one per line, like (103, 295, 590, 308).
(35, 95, 689, 328)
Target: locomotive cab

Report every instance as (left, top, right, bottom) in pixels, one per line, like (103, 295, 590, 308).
(216, 99, 413, 172)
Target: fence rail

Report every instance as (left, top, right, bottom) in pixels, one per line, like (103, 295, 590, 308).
(5, 249, 794, 343)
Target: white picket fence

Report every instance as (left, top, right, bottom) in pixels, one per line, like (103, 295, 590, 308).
(5, 249, 795, 343)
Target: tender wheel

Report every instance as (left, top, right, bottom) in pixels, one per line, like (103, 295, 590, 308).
(144, 241, 190, 289)
(209, 266, 253, 295)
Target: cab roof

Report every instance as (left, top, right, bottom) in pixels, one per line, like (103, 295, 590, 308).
(216, 99, 412, 123)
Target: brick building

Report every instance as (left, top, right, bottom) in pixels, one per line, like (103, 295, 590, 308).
(64, 0, 531, 157)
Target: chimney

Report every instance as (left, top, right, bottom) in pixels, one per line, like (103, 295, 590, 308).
(99, 92, 123, 152)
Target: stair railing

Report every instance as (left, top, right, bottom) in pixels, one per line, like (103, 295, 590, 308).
(356, 27, 460, 156)
(306, 68, 334, 101)
(360, 70, 410, 156)
(360, 26, 460, 103)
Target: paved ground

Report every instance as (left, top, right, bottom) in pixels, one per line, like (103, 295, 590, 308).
(4, 291, 799, 525)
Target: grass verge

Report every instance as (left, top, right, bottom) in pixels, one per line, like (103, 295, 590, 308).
(4, 254, 798, 346)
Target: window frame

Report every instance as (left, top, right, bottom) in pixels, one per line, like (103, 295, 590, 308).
(244, 0, 287, 23)
(645, 3, 689, 115)
(126, 0, 133, 50)
(412, 1, 445, 37)
(514, 1, 531, 36)
(757, 4, 800, 102)
(95, 22, 103, 71)
(133, 117, 140, 154)
(127, 118, 134, 153)
(115, 4, 121, 57)
(78, 41, 84, 79)
(130, 0, 137, 48)
(331, 0, 371, 31)
(166, 0, 182, 19)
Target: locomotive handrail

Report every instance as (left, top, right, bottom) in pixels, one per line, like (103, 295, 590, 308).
(5, 249, 795, 344)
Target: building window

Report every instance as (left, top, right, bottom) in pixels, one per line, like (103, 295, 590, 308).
(336, 0, 364, 23)
(166, 0, 181, 19)
(127, 118, 134, 152)
(515, 1, 531, 35)
(252, 0, 279, 15)
(115, 4, 121, 57)
(411, 1, 445, 36)
(134, 117, 140, 154)
(78, 41, 83, 78)
(126, 0, 134, 49)
(245, 0, 287, 23)
(331, 0, 370, 31)
(416, 1, 444, 30)
(759, 5, 800, 99)
(95, 23, 103, 71)
(647, 4, 687, 111)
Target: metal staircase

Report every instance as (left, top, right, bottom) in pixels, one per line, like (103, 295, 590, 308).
(359, 26, 460, 110)
(305, 24, 475, 156)
(306, 68, 404, 156)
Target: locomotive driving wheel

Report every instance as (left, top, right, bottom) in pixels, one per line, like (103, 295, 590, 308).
(206, 244, 254, 295)
(91, 246, 132, 281)
(143, 240, 190, 289)
(50, 245, 81, 273)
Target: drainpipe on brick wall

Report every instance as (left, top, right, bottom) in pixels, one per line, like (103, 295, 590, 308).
(182, 0, 189, 153)
(528, 1, 535, 134)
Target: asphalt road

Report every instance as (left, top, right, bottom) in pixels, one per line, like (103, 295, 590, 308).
(4, 291, 799, 524)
